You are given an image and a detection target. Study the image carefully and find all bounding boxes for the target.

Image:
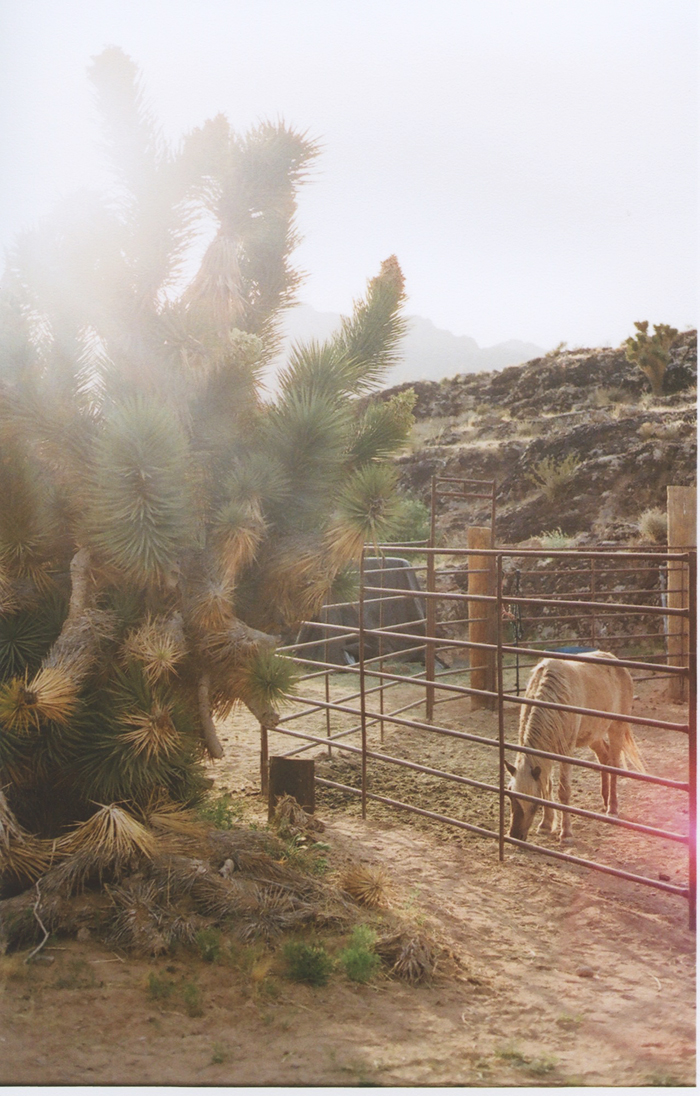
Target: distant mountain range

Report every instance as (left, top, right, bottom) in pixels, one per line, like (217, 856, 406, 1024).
(272, 304, 544, 388)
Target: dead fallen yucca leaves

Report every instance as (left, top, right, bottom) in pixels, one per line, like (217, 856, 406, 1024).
(143, 798, 209, 842)
(375, 927, 439, 983)
(107, 878, 190, 956)
(340, 863, 392, 909)
(52, 804, 158, 892)
(237, 884, 315, 943)
(271, 794, 325, 840)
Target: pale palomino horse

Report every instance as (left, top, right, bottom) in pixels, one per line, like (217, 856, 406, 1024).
(505, 651, 645, 842)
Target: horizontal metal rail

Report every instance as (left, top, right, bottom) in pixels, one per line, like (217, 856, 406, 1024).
(279, 691, 687, 790)
(313, 777, 688, 898)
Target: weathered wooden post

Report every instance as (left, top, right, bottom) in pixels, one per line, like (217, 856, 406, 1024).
(468, 526, 496, 710)
(667, 486, 696, 702)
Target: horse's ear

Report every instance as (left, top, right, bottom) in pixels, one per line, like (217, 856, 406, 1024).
(505, 760, 516, 776)
(531, 765, 541, 782)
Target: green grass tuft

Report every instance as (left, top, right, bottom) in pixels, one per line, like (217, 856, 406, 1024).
(283, 940, 334, 986)
(338, 925, 381, 983)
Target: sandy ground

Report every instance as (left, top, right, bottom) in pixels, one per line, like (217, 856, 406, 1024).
(0, 672, 695, 1087)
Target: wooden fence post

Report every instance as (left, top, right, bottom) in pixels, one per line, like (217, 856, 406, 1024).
(667, 486, 696, 702)
(468, 526, 496, 710)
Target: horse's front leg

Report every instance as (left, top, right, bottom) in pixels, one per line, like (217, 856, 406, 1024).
(537, 771, 556, 833)
(558, 762, 574, 842)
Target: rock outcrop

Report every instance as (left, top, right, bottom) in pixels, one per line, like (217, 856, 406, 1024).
(386, 331, 696, 545)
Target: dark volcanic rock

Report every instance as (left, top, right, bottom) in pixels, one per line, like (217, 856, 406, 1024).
(389, 331, 696, 545)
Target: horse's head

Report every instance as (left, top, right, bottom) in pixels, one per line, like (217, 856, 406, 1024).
(505, 758, 543, 840)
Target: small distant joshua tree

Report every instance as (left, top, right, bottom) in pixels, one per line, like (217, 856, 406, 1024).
(624, 321, 679, 396)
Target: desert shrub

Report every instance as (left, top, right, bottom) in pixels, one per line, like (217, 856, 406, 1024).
(195, 927, 222, 962)
(386, 494, 430, 545)
(283, 940, 334, 986)
(638, 508, 667, 544)
(146, 972, 175, 1000)
(182, 981, 204, 1017)
(539, 528, 574, 550)
(528, 454, 581, 501)
(197, 794, 240, 831)
(338, 925, 381, 983)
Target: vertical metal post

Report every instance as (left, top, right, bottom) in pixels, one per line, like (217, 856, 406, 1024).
(687, 550, 696, 931)
(323, 604, 331, 756)
(359, 549, 368, 820)
(426, 476, 437, 722)
(490, 481, 497, 548)
(260, 723, 268, 796)
(496, 554, 506, 860)
(590, 557, 596, 647)
(379, 558, 385, 743)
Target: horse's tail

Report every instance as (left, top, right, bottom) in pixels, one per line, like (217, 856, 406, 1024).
(622, 726, 646, 774)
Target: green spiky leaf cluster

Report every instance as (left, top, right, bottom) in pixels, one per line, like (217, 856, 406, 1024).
(0, 48, 413, 838)
(624, 321, 679, 396)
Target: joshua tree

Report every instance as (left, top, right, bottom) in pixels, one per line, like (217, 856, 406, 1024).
(624, 321, 679, 396)
(0, 48, 413, 843)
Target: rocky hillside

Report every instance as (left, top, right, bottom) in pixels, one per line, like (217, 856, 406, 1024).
(386, 331, 696, 546)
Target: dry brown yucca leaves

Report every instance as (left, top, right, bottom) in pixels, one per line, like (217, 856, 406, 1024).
(142, 803, 210, 855)
(236, 884, 315, 943)
(51, 804, 158, 893)
(0, 804, 444, 979)
(340, 863, 392, 909)
(374, 927, 439, 984)
(122, 613, 187, 684)
(271, 793, 325, 840)
(108, 878, 178, 956)
(0, 789, 56, 889)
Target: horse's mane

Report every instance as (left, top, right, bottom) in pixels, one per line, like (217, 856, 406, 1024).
(519, 658, 579, 756)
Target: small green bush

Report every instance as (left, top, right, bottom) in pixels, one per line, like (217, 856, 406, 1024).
(283, 941, 334, 986)
(182, 981, 204, 1017)
(197, 793, 240, 830)
(146, 972, 175, 1000)
(528, 454, 581, 501)
(195, 927, 222, 963)
(386, 493, 430, 545)
(338, 925, 381, 983)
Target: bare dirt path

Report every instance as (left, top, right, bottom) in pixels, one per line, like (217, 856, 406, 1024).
(0, 680, 695, 1087)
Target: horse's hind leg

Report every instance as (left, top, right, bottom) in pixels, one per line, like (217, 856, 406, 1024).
(558, 762, 574, 841)
(606, 724, 628, 817)
(591, 740, 611, 813)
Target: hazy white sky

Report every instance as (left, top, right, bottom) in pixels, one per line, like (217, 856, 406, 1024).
(0, 0, 697, 349)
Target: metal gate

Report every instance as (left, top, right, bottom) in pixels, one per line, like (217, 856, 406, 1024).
(272, 540, 696, 928)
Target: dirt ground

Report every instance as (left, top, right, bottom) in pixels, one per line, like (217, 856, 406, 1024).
(0, 671, 695, 1087)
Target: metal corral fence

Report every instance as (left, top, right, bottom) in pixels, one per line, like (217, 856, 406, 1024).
(271, 543, 696, 929)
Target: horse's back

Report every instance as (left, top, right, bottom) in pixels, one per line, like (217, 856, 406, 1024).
(522, 651, 633, 748)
